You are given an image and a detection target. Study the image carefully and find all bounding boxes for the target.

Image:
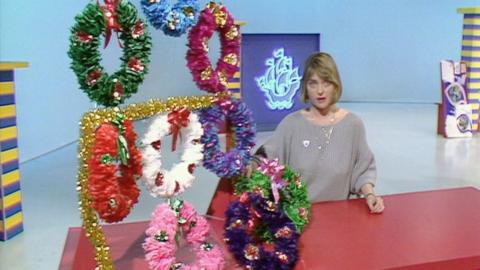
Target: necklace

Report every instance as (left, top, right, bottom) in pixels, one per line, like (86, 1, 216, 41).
(318, 110, 336, 151)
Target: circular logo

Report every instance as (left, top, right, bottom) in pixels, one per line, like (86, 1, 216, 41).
(445, 83, 466, 105)
(456, 114, 471, 133)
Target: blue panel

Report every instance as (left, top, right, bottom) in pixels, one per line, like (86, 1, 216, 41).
(463, 24, 480, 30)
(465, 14, 480, 19)
(461, 56, 480, 62)
(0, 117, 16, 129)
(462, 46, 480, 51)
(0, 139, 17, 151)
(5, 224, 23, 240)
(0, 95, 15, 106)
(2, 159, 19, 174)
(0, 71, 13, 82)
(463, 35, 480, 41)
(4, 203, 22, 218)
(3, 181, 20, 196)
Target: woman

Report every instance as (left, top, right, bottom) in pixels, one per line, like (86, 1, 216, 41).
(251, 52, 384, 213)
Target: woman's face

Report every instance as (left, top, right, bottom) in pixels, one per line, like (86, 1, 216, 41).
(306, 73, 336, 112)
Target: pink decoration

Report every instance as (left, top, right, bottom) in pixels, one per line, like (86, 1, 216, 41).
(144, 201, 225, 270)
(186, 3, 240, 93)
(258, 158, 286, 204)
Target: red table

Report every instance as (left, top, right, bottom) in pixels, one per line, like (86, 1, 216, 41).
(60, 187, 480, 269)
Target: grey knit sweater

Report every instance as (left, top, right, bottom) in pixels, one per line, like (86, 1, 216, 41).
(262, 110, 376, 203)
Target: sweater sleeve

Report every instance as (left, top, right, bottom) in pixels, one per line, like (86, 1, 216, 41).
(261, 116, 292, 165)
(351, 117, 377, 194)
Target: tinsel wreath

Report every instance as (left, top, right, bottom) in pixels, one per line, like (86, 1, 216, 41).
(88, 118, 143, 222)
(68, 0, 152, 107)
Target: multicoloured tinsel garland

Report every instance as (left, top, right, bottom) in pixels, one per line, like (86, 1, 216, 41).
(186, 2, 240, 93)
(141, 0, 199, 37)
(88, 119, 142, 223)
(199, 97, 256, 178)
(68, 0, 152, 107)
(235, 159, 312, 233)
(141, 109, 204, 198)
(144, 200, 225, 270)
(224, 193, 299, 270)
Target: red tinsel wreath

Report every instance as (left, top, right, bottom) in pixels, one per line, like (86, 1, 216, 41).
(88, 120, 143, 223)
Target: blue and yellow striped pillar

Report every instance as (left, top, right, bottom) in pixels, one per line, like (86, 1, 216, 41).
(227, 21, 246, 100)
(225, 21, 245, 146)
(459, 7, 480, 131)
(228, 71, 241, 99)
(0, 62, 28, 241)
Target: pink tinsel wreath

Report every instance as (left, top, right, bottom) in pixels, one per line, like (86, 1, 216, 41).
(143, 200, 225, 270)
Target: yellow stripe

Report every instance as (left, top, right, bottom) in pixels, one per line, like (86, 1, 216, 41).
(0, 220, 3, 233)
(462, 50, 480, 57)
(0, 62, 28, 71)
(0, 82, 15, 95)
(471, 114, 479, 120)
(5, 212, 23, 230)
(469, 82, 480, 88)
(0, 105, 16, 118)
(470, 93, 480, 100)
(473, 124, 478, 130)
(2, 170, 20, 187)
(0, 148, 18, 163)
(469, 103, 480, 109)
(458, 7, 480, 14)
(235, 20, 247, 26)
(468, 71, 480, 78)
(233, 72, 240, 78)
(232, 92, 241, 98)
(3, 191, 21, 209)
(463, 29, 480, 36)
(464, 18, 480, 25)
(463, 39, 480, 47)
(227, 82, 241, 89)
(0, 126, 17, 141)
(465, 61, 480, 68)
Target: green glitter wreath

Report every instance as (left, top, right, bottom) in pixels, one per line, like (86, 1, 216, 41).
(68, 0, 152, 107)
(235, 166, 312, 236)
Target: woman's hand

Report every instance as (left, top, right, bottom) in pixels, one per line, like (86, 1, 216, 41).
(243, 159, 259, 178)
(365, 194, 384, 214)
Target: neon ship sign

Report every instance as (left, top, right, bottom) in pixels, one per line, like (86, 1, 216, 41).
(255, 48, 301, 110)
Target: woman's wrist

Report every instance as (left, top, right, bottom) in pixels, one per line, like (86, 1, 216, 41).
(251, 155, 262, 165)
(360, 183, 375, 196)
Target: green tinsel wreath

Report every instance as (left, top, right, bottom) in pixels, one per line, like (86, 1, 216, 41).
(68, 0, 152, 107)
(235, 166, 312, 236)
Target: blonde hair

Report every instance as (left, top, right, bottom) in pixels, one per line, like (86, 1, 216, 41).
(300, 52, 343, 103)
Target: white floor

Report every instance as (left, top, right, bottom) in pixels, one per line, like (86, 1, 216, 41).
(1, 103, 479, 270)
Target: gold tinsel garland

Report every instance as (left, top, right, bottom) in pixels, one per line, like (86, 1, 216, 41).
(77, 94, 226, 269)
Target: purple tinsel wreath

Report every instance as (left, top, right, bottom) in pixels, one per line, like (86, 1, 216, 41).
(199, 97, 256, 178)
(224, 193, 299, 270)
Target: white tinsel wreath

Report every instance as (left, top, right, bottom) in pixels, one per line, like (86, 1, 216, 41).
(141, 110, 204, 197)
